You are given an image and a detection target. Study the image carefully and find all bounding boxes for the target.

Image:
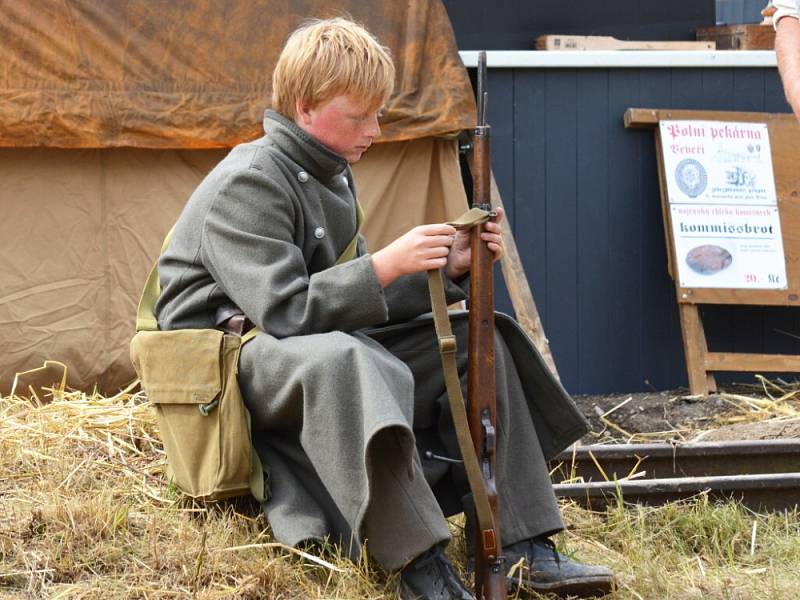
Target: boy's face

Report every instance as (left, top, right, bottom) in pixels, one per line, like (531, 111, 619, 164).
(295, 94, 381, 164)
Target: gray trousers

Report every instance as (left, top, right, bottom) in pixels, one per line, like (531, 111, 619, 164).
(244, 313, 564, 571)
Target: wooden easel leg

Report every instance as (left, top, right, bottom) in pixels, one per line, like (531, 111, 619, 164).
(706, 372, 718, 394)
(678, 304, 716, 396)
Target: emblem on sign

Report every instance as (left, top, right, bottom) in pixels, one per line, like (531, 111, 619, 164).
(675, 158, 707, 198)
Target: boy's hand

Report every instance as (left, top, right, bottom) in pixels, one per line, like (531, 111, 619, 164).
(444, 207, 504, 281)
(371, 223, 457, 287)
(370, 208, 504, 287)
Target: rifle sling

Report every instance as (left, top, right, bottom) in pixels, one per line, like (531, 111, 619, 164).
(427, 207, 499, 558)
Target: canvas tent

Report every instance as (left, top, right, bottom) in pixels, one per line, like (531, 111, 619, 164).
(0, 0, 476, 394)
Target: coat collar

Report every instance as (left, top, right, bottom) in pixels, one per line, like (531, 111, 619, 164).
(263, 110, 349, 181)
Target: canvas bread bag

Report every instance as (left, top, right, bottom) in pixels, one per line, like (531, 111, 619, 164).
(130, 328, 265, 500)
(129, 228, 265, 501)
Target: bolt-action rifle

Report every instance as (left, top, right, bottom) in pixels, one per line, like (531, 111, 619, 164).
(428, 51, 505, 599)
(467, 51, 506, 600)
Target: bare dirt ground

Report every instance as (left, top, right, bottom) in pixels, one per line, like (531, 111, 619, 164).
(572, 383, 800, 444)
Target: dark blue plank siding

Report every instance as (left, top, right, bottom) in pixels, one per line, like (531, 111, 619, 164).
(576, 70, 610, 392)
(487, 66, 795, 394)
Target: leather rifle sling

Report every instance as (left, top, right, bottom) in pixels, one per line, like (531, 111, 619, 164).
(427, 206, 499, 557)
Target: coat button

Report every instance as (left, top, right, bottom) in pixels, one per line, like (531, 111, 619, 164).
(297, 171, 309, 183)
(314, 227, 325, 239)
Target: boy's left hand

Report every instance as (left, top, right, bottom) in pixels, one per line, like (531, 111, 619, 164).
(445, 207, 504, 280)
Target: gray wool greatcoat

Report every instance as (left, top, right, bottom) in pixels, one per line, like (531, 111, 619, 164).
(156, 110, 589, 570)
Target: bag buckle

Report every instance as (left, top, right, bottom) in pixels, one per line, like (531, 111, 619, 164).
(198, 398, 220, 416)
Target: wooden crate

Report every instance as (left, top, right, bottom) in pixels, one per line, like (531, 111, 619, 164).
(536, 34, 714, 51)
(696, 24, 775, 50)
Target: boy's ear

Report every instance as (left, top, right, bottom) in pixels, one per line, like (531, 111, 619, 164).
(295, 99, 313, 124)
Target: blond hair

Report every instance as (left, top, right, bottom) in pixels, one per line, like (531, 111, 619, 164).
(272, 17, 395, 119)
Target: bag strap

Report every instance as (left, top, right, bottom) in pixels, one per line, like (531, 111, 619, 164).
(135, 226, 175, 332)
(135, 200, 364, 335)
(427, 207, 498, 554)
(336, 201, 364, 266)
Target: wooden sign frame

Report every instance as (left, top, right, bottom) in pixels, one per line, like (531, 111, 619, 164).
(625, 107, 800, 396)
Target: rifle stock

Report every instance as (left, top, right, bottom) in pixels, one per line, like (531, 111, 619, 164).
(468, 51, 506, 600)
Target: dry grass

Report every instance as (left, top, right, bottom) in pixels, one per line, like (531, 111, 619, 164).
(1, 378, 799, 599)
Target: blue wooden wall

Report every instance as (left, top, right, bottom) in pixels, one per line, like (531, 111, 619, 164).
(485, 66, 798, 394)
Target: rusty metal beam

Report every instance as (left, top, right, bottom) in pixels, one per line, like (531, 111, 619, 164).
(549, 440, 800, 511)
(553, 473, 800, 512)
(550, 440, 800, 482)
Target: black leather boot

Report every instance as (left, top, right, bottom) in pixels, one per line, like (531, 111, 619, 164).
(504, 536, 615, 598)
(400, 544, 476, 600)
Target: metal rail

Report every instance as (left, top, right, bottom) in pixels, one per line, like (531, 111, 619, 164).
(553, 473, 800, 512)
(549, 440, 800, 511)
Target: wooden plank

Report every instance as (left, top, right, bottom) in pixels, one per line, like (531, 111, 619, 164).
(765, 70, 792, 113)
(676, 288, 800, 306)
(488, 169, 561, 381)
(576, 69, 610, 392)
(679, 304, 716, 395)
(536, 35, 715, 51)
(638, 70, 679, 389)
(545, 69, 579, 387)
(733, 69, 766, 113)
(705, 352, 800, 372)
(625, 107, 660, 128)
(608, 70, 643, 390)
(625, 108, 798, 128)
(512, 71, 548, 339)
(702, 69, 735, 112)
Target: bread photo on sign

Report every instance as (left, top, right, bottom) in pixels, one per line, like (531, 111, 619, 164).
(686, 244, 733, 275)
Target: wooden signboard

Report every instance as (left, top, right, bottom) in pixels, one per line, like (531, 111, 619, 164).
(625, 108, 800, 396)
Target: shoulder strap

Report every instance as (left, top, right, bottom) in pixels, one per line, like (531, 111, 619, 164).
(135, 226, 175, 332)
(336, 201, 365, 265)
(427, 207, 498, 553)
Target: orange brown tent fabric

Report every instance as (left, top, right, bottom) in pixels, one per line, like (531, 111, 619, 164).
(352, 138, 468, 250)
(0, 0, 475, 148)
(0, 0, 475, 394)
(0, 141, 468, 394)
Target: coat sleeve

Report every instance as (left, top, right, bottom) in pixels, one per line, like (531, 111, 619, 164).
(352, 228, 469, 322)
(201, 167, 389, 337)
(382, 271, 469, 323)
